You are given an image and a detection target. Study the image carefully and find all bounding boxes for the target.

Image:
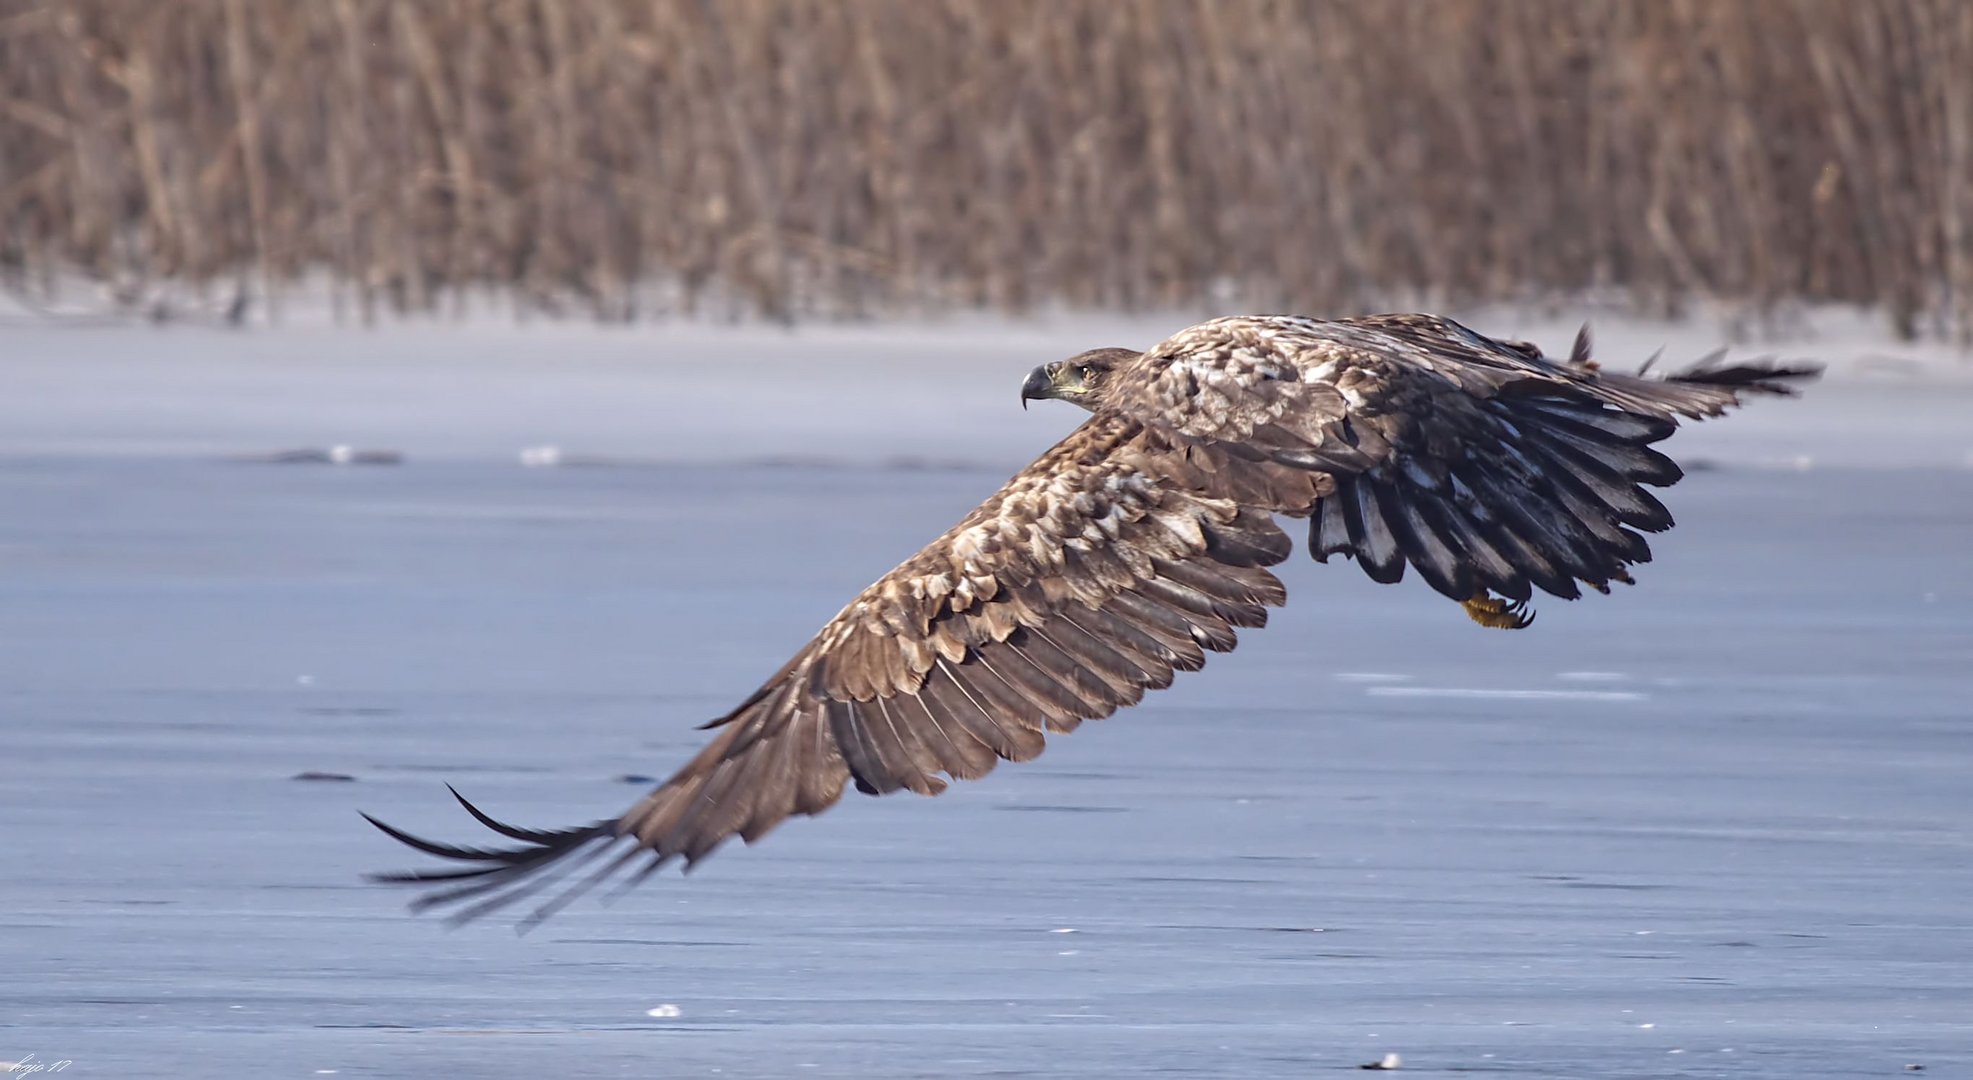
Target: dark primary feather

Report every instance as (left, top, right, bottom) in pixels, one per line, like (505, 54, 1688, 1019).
(366, 313, 1814, 927)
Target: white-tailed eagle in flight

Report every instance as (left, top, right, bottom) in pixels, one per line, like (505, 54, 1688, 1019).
(366, 314, 1814, 928)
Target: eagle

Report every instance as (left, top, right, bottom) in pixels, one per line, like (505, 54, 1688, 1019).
(367, 314, 1814, 928)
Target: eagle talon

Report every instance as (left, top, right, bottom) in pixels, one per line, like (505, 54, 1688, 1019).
(1463, 592, 1536, 630)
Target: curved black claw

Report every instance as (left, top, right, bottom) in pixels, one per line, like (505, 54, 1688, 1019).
(1504, 598, 1536, 629)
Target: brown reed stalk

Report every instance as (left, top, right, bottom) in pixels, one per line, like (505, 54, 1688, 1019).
(0, 0, 1966, 339)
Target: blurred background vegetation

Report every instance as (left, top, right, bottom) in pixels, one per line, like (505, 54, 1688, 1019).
(1, 0, 1968, 338)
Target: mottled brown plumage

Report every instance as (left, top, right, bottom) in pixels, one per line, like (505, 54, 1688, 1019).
(366, 314, 1814, 928)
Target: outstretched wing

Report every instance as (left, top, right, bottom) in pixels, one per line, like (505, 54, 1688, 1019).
(369, 313, 1815, 928)
(366, 414, 1304, 927)
(1101, 314, 1817, 603)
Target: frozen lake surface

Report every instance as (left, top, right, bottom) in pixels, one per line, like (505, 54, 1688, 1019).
(3, 317, 1971, 1077)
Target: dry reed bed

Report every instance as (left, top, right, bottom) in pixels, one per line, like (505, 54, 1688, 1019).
(1, 0, 1969, 336)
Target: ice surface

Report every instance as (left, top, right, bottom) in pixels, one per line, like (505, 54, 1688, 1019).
(2, 314, 1970, 1078)
(1, 307, 1969, 469)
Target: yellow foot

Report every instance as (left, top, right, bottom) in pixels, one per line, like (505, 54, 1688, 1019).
(1462, 591, 1536, 630)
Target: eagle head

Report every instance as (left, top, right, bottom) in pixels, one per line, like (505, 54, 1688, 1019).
(1020, 347, 1137, 412)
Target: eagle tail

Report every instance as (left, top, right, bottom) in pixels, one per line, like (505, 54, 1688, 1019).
(1574, 352, 1820, 421)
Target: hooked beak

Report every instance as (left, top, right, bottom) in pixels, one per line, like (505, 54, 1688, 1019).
(1019, 364, 1054, 410)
